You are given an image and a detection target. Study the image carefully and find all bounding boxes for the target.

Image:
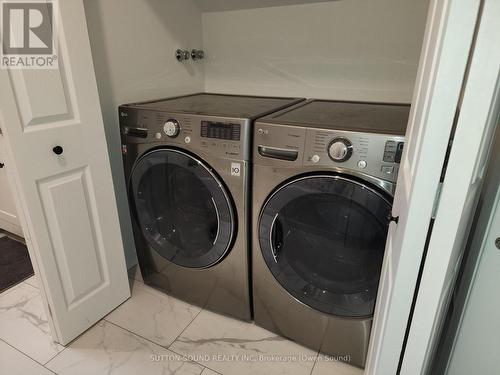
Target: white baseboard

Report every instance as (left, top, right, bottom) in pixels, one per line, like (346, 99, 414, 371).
(0, 218, 23, 238)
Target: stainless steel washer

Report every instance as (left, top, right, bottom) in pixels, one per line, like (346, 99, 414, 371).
(252, 100, 410, 365)
(120, 93, 304, 321)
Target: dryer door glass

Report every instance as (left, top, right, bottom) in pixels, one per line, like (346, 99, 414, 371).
(129, 149, 235, 268)
(259, 175, 391, 317)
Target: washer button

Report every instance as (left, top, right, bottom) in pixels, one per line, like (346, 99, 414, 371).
(381, 165, 394, 174)
(311, 154, 320, 163)
(357, 160, 367, 169)
(184, 136, 191, 144)
(155, 132, 162, 140)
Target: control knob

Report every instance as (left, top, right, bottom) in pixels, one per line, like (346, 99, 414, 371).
(328, 138, 353, 162)
(163, 119, 180, 137)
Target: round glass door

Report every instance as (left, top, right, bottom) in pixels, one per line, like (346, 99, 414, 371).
(259, 174, 392, 317)
(129, 149, 235, 268)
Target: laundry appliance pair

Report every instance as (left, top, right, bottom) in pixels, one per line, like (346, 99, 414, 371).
(119, 93, 410, 367)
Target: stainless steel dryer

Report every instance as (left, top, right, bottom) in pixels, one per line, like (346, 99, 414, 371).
(252, 100, 410, 366)
(120, 93, 304, 321)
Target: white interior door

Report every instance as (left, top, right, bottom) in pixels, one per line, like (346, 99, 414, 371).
(0, 0, 130, 345)
(365, 0, 482, 373)
(399, 0, 500, 372)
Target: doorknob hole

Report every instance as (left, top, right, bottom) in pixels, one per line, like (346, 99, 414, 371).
(53, 146, 63, 155)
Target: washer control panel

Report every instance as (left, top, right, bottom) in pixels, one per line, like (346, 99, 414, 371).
(119, 108, 250, 161)
(201, 121, 241, 141)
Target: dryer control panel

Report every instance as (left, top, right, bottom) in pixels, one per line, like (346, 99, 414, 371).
(119, 107, 251, 161)
(254, 122, 404, 184)
(303, 128, 404, 183)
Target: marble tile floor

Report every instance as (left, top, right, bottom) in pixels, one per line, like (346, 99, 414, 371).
(0, 272, 363, 375)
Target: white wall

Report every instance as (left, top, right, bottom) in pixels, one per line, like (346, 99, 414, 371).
(202, 0, 429, 102)
(0, 136, 23, 237)
(84, 0, 204, 268)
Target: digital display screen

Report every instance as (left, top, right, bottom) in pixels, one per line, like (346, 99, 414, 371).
(395, 142, 404, 163)
(383, 141, 404, 164)
(201, 121, 241, 141)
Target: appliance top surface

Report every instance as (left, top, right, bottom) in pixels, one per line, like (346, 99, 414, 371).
(125, 93, 304, 119)
(259, 100, 411, 135)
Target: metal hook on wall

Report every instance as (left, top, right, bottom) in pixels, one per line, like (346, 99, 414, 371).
(191, 49, 205, 61)
(176, 49, 190, 62)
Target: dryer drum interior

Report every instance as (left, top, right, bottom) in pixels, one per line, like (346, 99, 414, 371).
(129, 148, 235, 269)
(259, 174, 392, 318)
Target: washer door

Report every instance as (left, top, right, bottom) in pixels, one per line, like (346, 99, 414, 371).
(259, 174, 391, 317)
(129, 149, 235, 268)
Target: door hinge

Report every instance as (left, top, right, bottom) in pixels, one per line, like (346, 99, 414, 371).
(389, 214, 399, 224)
(431, 182, 444, 219)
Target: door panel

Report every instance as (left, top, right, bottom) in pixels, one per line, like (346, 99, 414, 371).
(0, 0, 130, 344)
(9, 69, 72, 127)
(259, 174, 392, 318)
(38, 167, 107, 307)
(129, 149, 235, 269)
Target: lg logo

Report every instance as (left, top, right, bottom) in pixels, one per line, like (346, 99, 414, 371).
(231, 163, 241, 177)
(2, 2, 53, 55)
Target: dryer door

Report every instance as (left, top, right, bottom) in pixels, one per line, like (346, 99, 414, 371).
(259, 174, 391, 318)
(129, 149, 235, 268)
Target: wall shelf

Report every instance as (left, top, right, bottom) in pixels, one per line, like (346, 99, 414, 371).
(194, 0, 336, 12)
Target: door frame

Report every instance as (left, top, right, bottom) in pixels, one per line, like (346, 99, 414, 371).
(366, 0, 486, 373)
(0, 129, 24, 237)
(399, 0, 500, 372)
